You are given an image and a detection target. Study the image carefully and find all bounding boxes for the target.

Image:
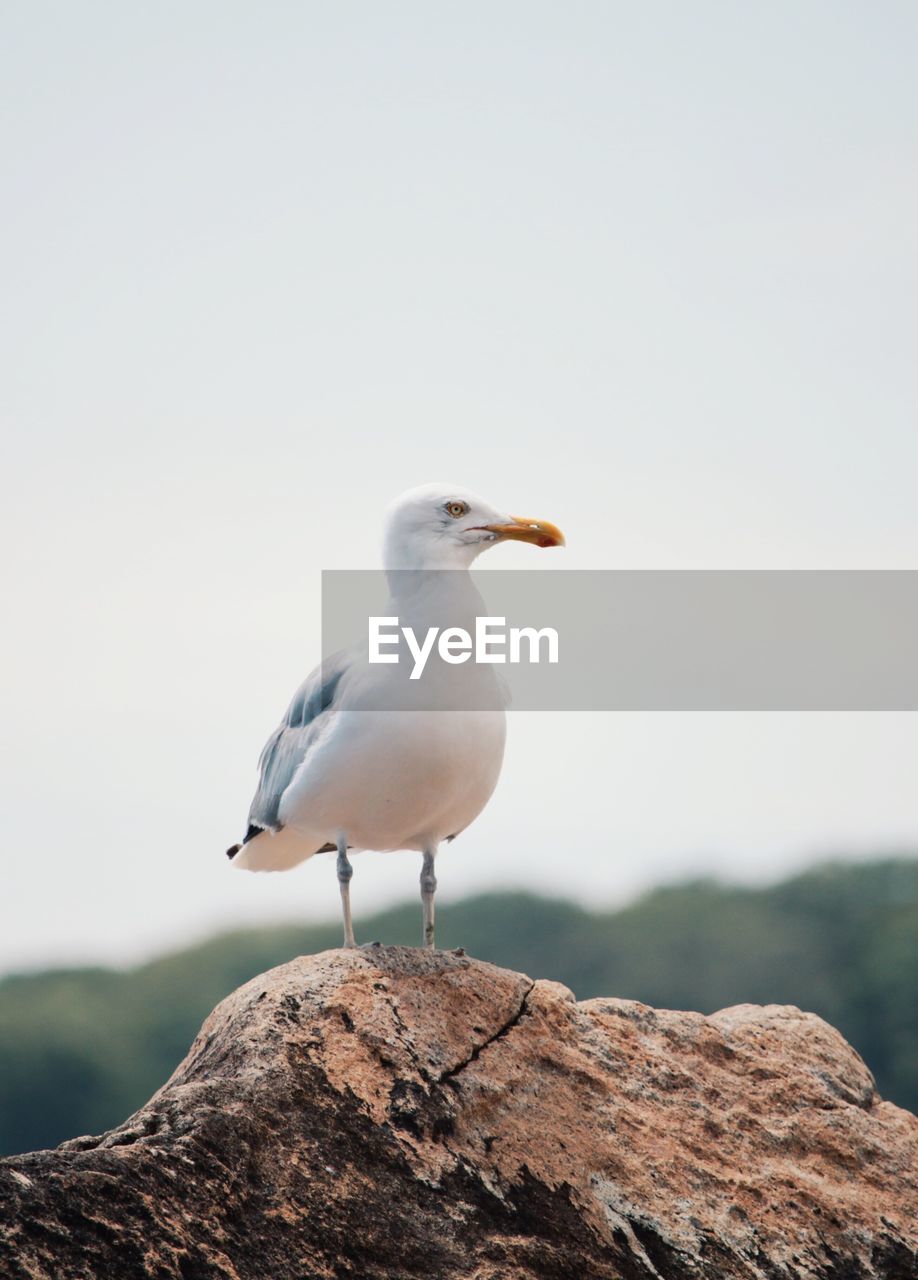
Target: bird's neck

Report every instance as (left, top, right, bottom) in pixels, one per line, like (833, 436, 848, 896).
(384, 566, 485, 625)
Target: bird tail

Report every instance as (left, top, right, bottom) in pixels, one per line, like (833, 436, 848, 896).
(227, 825, 325, 872)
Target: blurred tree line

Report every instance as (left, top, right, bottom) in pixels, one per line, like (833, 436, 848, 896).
(1, 858, 916, 1156)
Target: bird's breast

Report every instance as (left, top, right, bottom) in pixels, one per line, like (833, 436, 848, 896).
(279, 708, 506, 852)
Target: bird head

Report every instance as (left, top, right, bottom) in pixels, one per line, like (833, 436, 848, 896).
(383, 483, 565, 570)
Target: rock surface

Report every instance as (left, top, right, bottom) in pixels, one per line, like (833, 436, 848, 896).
(1, 947, 916, 1280)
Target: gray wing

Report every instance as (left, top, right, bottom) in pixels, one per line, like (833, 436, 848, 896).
(244, 651, 351, 836)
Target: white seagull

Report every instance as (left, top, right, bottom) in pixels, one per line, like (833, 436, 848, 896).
(226, 484, 564, 948)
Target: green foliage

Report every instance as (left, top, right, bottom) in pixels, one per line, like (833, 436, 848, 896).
(1, 858, 916, 1156)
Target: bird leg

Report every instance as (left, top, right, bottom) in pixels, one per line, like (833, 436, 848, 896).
(337, 843, 356, 948)
(420, 848, 438, 949)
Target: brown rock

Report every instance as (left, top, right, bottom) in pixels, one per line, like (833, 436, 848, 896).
(0, 947, 915, 1279)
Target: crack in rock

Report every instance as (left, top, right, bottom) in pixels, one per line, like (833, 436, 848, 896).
(436, 981, 535, 1085)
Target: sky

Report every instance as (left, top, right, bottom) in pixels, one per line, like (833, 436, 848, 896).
(2, 1, 917, 971)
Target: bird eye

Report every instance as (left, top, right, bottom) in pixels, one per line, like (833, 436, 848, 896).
(445, 500, 469, 519)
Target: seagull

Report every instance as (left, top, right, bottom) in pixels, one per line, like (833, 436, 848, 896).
(226, 484, 565, 948)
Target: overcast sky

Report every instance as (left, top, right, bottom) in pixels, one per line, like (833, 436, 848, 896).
(2, 2, 917, 971)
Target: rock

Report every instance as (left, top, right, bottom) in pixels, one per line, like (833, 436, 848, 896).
(0, 947, 916, 1279)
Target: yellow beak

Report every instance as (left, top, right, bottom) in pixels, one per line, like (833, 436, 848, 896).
(483, 516, 566, 549)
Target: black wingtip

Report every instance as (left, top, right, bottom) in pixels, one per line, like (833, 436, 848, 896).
(226, 824, 267, 860)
